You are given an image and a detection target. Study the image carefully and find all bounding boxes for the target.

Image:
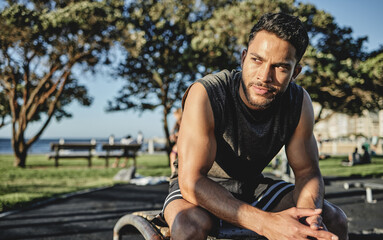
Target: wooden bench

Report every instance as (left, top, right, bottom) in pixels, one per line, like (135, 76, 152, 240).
(98, 143, 141, 167)
(113, 210, 266, 240)
(48, 142, 97, 167)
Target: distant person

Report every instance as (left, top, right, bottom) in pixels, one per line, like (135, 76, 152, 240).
(343, 147, 360, 166)
(360, 145, 371, 164)
(136, 131, 144, 144)
(108, 134, 115, 145)
(343, 145, 371, 166)
(169, 108, 182, 174)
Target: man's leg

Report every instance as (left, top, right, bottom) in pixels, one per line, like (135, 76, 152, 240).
(271, 191, 348, 240)
(164, 198, 216, 240)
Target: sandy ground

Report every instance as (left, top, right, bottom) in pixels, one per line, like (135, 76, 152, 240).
(0, 176, 382, 240)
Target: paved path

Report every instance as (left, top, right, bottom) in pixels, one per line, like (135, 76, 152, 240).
(0, 183, 168, 240)
(0, 177, 383, 240)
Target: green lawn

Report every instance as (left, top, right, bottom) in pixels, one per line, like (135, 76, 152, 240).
(318, 155, 383, 178)
(1, 153, 383, 213)
(0, 153, 170, 212)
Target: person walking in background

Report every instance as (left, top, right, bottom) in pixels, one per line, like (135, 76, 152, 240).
(169, 108, 182, 174)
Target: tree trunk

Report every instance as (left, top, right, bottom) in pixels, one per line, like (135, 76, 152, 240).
(12, 136, 28, 168)
(14, 150, 27, 168)
(162, 106, 171, 166)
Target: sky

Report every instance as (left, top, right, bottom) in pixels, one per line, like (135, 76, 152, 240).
(0, 0, 382, 139)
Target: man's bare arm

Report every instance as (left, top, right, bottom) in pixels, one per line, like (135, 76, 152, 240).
(286, 90, 325, 226)
(177, 83, 265, 233)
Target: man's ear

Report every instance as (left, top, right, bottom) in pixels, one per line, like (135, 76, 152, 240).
(241, 49, 247, 69)
(291, 64, 302, 82)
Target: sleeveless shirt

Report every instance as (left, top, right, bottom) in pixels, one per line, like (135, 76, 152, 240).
(182, 69, 304, 184)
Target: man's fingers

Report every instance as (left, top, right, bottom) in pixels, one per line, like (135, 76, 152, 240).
(307, 215, 323, 230)
(310, 222, 321, 230)
(300, 225, 338, 240)
(295, 208, 322, 218)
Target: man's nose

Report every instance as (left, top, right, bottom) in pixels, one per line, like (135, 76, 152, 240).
(257, 64, 272, 82)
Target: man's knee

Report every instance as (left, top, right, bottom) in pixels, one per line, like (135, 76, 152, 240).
(326, 203, 347, 228)
(170, 208, 214, 240)
(324, 201, 348, 240)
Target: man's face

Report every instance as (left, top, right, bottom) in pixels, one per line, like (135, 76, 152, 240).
(240, 30, 301, 110)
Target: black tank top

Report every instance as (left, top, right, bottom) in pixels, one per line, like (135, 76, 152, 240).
(184, 69, 303, 183)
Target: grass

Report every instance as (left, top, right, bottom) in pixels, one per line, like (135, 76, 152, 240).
(318, 155, 383, 178)
(1, 153, 383, 213)
(0, 153, 170, 212)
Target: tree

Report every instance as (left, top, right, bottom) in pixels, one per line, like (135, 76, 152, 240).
(107, 0, 235, 158)
(295, 3, 383, 122)
(300, 47, 383, 122)
(0, 0, 124, 167)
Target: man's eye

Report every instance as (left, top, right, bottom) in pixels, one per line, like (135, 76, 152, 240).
(277, 65, 289, 72)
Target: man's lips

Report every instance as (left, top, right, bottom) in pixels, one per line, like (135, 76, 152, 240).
(251, 85, 271, 95)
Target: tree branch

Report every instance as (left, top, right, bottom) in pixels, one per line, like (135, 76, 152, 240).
(25, 65, 60, 111)
(27, 68, 72, 147)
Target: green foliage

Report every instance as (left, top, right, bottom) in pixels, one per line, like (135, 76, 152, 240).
(0, 153, 170, 212)
(108, 0, 204, 114)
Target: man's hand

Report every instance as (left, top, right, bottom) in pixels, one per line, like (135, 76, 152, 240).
(261, 207, 338, 240)
(303, 209, 328, 231)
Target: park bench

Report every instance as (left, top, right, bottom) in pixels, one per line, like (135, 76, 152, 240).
(344, 181, 383, 203)
(48, 142, 97, 167)
(98, 143, 141, 167)
(113, 210, 266, 240)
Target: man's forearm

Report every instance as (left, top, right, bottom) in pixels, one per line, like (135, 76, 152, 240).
(294, 172, 324, 209)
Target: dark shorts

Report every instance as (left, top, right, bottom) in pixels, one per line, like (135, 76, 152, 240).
(161, 176, 294, 215)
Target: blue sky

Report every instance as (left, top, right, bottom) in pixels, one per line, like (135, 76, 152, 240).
(0, 0, 382, 139)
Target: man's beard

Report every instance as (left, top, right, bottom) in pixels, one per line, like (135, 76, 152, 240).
(240, 77, 282, 110)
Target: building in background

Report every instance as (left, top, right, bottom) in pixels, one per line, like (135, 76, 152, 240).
(313, 105, 383, 155)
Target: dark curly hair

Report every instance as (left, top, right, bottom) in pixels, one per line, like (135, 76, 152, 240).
(248, 12, 309, 64)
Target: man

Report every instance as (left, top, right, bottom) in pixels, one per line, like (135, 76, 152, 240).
(162, 12, 348, 240)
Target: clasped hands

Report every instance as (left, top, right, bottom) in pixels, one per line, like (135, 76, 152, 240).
(261, 208, 338, 240)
